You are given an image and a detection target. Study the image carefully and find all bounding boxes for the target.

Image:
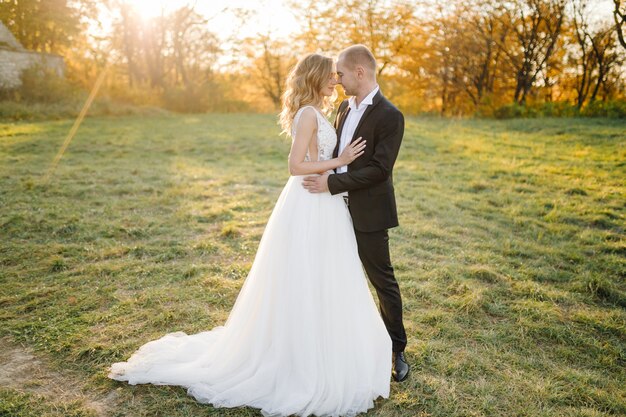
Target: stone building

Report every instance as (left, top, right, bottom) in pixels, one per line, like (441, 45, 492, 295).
(0, 20, 65, 89)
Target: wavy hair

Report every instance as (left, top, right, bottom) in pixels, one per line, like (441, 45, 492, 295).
(279, 53, 335, 136)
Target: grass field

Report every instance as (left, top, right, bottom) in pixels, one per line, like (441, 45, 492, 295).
(0, 114, 624, 417)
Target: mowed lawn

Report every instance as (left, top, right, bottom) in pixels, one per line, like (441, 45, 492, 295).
(0, 113, 624, 417)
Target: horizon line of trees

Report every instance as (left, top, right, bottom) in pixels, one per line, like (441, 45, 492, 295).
(1, 0, 625, 116)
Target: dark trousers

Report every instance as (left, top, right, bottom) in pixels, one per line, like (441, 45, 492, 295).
(354, 229, 407, 353)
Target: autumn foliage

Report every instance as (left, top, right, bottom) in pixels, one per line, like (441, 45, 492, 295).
(1, 0, 625, 116)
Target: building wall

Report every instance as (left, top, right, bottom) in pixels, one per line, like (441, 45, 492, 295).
(0, 50, 65, 89)
(0, 21, 65, 89)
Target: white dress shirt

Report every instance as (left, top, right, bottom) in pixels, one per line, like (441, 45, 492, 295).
(337, 85, 379, 174)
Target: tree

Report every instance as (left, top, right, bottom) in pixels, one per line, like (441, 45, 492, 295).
(292, 0, 416, 76)
(461, 2, 509, 108)
(498, 0, 567, 104)
(397, 1, 511, 115)
(104, 2, 221, 99)
(242, 32, 296, 109)
(439, 0, 511, 112)
(112, 1, 143, 87)
(587, 26, 620, 102)
(615, 1, 626, 50)
(0, 0, 95, 53)
(569, 0, 622, 108)
(571, 0, 597, 108)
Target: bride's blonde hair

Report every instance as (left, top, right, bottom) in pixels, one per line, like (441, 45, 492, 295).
(279, 53, 335, 136)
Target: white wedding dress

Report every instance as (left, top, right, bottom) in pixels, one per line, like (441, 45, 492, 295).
(108, 106, 392, 417)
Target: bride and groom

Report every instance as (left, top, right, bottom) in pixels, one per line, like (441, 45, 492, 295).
(108, 44, 409, 416)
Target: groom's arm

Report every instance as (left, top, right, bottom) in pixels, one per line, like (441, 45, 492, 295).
(327, 109, 404, 195)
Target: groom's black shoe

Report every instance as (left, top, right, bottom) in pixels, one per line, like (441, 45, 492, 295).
(392, 351, 410, 382)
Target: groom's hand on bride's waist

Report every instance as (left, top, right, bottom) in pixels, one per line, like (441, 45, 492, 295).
(302, 173, 330, 193)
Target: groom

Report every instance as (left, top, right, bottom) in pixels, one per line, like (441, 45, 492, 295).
(302, 44, 409, 382)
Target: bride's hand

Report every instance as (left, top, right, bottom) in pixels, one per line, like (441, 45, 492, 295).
(339, 137, 366, 165)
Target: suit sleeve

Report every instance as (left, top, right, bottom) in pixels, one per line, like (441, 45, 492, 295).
(328, 109, 404, 195)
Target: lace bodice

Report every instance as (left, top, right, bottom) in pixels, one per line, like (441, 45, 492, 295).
(291, 106, 337, 162)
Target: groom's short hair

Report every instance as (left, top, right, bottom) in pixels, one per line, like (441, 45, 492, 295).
(339, 45, 376, 74)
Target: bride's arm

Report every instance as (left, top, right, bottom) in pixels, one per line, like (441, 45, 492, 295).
(288, 108, 366, 176)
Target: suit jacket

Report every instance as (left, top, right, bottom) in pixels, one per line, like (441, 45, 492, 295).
(328, 90, 404, 232)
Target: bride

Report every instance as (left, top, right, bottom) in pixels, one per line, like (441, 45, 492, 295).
(108, 53, 392, 417)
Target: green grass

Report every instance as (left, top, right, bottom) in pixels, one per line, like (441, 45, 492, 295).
(0, 114, 624, 416)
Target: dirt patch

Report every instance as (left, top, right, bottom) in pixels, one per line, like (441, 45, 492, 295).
(0, 337, 118, 417)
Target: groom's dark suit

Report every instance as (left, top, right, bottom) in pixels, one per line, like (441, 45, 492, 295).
(328, 90, 407, 353)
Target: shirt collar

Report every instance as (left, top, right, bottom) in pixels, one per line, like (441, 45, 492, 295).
(348, 85, 379, 112)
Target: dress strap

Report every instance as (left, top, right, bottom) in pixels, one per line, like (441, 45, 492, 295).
(292, 106, 319, 137)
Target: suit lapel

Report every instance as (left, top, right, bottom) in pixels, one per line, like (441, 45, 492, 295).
(336, 107, 350, 140)
(333, 103, 350, 158)
(351, 90, 383, 143)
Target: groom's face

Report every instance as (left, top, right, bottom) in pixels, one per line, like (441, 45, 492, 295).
(336, 58, 358, 96)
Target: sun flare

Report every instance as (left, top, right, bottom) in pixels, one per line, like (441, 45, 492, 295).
(121, 0, 299, 37)
(126, 0, 181, 19)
